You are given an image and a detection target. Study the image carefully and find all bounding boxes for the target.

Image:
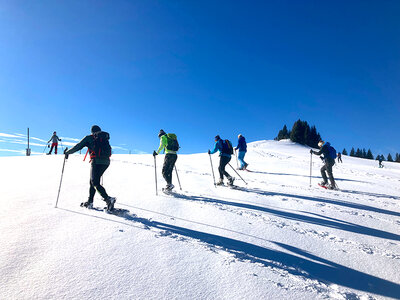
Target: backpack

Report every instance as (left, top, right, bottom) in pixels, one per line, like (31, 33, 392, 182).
(221, 139, 233, 155)
(326, 142, 337, 160)
(165, 133, 180, 151)
(91, 131, 112, 159)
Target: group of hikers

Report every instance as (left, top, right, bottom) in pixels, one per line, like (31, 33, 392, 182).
(50, 125, 339, 211)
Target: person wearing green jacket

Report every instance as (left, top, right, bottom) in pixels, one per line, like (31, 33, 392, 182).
(153, 129, 179, 191)
(64, 125, 116, 211)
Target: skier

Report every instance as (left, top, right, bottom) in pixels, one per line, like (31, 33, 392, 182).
(378, 155, 384, 168)
(337, 152, 342, 163)
(235, 134, 248, 170)
(310, 140, 337, 189)
(47, 131, 61, 155)
(208, 135, 235, 186)
(64, 125, 116, 211)
(153, 129, 179, 191)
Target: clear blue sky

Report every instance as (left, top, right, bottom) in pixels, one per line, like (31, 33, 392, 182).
(0, 0, 399, 157)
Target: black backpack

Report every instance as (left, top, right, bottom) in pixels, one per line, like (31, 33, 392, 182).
(91, 131, 112, 159)
(221, 139, 233, 155)
(165, 133, 180, 151)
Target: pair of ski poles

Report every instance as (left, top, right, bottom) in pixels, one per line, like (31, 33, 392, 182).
(208, 153, 247, 186)
(153, 156, 182, 196)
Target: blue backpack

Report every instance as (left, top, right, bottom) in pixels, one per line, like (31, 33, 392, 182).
(326, 142, 337, 160)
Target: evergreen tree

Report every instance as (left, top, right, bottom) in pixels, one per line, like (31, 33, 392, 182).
(304, 123, 310, 147)
(362, 148, 367, 159)
(356, 148, 362, 157)
(308, 125, 320, 148)
(387, 153, 393, 162)
(342, 148, 348, 155)
(395, 153, 400, 163)
(290, 119, 306, 145)
(366, 149, 374, 160)
(350, 147, 355, 156)
(276, 125, 289, 141)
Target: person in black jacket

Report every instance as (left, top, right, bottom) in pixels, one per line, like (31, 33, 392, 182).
(64, 125, 116, 211)
(310, 140, 337, 189)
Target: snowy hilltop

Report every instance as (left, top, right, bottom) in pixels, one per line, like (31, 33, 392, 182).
(1, 140, 400, 300)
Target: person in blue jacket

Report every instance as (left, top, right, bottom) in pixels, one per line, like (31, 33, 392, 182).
(235, 134, 248, 170)
(208, 135, 234, 186)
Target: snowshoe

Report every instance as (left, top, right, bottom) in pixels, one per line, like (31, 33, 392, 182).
(227, 177, 235, 186)
(105, 197, 116, 212)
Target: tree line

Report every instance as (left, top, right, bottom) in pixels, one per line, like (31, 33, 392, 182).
(276, 119, 400, 163)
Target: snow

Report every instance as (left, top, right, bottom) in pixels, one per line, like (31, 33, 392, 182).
(1, 140, 399, 300)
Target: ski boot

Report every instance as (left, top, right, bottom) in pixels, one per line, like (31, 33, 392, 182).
(216, 179, 224, 186)
(319, 181, 328, 188)
(227, 177, 235, 186)
(80, 201, 93, 209)
(105, 197, 116, 211)
(167, 183, 175, 191)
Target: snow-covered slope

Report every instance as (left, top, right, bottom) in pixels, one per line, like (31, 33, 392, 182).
(1, 140, 400, 300)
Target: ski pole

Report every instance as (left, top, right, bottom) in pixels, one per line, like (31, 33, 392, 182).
(175, 165, 182, 190)
(228, 163, 248, 185)
(309, 152, 312, 187)
(55, 148, 68, 208)
(235, 149, 239, 169)
(208, 153, 216, 187)
(43, 143, 49, 154)
(154, 155, 158, 196)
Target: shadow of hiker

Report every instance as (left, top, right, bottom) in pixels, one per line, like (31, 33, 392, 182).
(164, 190, 400, 241)
(116, 210, 400, 299)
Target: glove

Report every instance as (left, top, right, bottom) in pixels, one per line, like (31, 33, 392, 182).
(309, 149, 313, 154)
(64, 148, 69, 159)
(153, 150, 158, 157)
(234, 147, 238, 151)
(60, 139, 62, 141)
(48, 145, 50, 148)
(208, 150, 211, 155)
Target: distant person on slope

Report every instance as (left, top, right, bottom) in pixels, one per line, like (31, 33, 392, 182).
(64, 125, 116, 211)
(337, 152, 342, 163)
(378, 155, 384, 168)
(208, 135, 235, 186)
(310, 140, 337, 189)
(235, 134, 248, 170)
(47, 131, 61, 155)
(153, 129, 179, 191)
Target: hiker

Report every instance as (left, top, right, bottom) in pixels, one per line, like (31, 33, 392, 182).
(378, 155, 383, 168)
(47, 131, 61, 155)
(310, 140, 337, 189)
(235, 134, 248, 170)
(208, 135, 234, 186)
(337, 152, 342, 163)
(153, 129, 179, 191)
(64, 125, 115, 211)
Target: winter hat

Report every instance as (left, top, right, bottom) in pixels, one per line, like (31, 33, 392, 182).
(91, 125, 101, 133)
(318, 140, 325, 148)
(215, 135, 221, 141)
(158, 129, 166, 138)
(53, 131, 56, 134)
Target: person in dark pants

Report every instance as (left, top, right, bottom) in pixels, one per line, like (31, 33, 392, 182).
(153, 129, 178, 191)
(310, 140, 337, 189)
(64, 125, 115, 210)
(208, 135, 234, 186)
(47, 131, 61, 155)
(378, 155, 384, 168)
(337, 152, 342, 163)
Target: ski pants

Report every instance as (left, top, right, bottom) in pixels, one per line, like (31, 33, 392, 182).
(219, 155, 231, 180)
(321, 160, 335, 186)
(337, 157, 342, 163)
(238, 151, 247, 169)
(88, 163, 109, 202)
(162, 153, 177, 185)
(49, 143, 58, 154)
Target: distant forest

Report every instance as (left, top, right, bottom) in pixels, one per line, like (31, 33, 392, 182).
(275, 119, 400, 163)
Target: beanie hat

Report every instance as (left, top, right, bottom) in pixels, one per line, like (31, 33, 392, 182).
(158, 129, 166, 138)
(91, 125, 101, 133)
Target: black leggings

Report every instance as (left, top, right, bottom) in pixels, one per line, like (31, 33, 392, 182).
(89, 163, 109, 202)
(321, 160, 335, 186)
(162, 154, 177, 184)
(219, 156, 231, 180)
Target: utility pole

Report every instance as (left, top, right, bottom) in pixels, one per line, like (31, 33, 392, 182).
(26, 127, 31, 156)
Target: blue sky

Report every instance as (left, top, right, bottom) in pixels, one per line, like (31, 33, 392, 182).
(0, 0, 399, 157)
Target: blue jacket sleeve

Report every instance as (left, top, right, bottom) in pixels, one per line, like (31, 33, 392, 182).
(209, 141, 220, 154)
